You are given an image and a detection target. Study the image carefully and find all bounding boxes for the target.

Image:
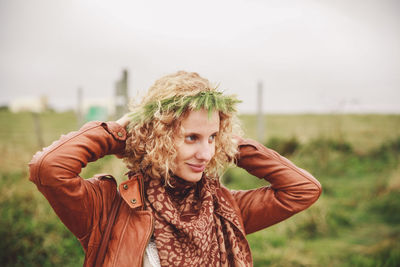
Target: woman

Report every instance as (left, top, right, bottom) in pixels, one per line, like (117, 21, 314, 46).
(29, 71, 321, 266)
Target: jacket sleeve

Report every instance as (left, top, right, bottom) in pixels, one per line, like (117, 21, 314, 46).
(232, 138, 322, 235)
(28, 121, 127, 240)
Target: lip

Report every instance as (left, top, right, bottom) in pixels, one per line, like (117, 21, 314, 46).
(186, 163, 206, 173)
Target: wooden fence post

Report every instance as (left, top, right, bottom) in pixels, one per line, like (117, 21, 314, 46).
(77, 87, 83, 127)
(32, 112, 44, 148)
(257, 81, 265, 143)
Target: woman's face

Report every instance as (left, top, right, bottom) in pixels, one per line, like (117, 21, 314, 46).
(173, 109, 220, 183)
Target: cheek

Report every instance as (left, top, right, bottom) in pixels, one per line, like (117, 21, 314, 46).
(211, 143, 216, 157)
(176, 144, 193, 162)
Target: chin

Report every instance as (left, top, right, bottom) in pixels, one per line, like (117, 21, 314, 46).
(174, 165, 205, 183)
(187, 175, 203, 183)
(181, 172, 203, 183)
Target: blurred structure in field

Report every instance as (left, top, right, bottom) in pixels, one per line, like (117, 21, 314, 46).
(84, 104, 109, 122)
(10, 96, 49, 113)
(75, 88, 114, 125)
(81, 97, 114, 123)
(115, 69, 129, 118)
(74, 70, 130, 125)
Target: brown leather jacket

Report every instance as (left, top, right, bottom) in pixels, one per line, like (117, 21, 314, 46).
(29, 121, 321, 267)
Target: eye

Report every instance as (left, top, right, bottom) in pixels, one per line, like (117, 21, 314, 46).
(208, 134, 217, 143)
(185, 135, 197, 143)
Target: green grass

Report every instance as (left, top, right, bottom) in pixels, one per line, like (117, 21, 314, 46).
(240, 114, 400, 153)
(0, 110, 399, 266)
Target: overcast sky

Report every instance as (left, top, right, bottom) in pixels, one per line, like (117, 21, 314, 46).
(0, 0, 399, 113)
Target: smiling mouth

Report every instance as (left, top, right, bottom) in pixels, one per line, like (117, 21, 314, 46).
(186, 163, 206, 172)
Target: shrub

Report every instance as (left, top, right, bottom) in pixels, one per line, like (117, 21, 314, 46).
(265, 136, 300, 156)
(369, 191, 400, 225)
(0, 172, 84, 266)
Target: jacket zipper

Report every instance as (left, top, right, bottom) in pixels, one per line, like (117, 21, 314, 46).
(139, 212, 154, 266)
(138, 174, 155, 266)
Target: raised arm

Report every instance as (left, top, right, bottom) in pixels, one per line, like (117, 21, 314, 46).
(28, 121, 126, 241)
(232, 138, 322, 235)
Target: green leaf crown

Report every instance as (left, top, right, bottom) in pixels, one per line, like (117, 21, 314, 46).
(129, 90, 241, 124)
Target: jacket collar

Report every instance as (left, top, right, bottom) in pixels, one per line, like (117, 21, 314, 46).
(119, 173, 144, 209)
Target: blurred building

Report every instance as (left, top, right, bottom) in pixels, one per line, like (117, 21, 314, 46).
(9, 96, 49, 113)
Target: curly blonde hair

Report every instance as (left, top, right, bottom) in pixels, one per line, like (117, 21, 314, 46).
(124, 71, 242, 185)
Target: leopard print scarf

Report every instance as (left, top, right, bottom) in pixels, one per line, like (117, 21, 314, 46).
(143, 175, 252, 267)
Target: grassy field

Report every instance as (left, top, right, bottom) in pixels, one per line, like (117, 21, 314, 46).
(0, 110, 399, 266)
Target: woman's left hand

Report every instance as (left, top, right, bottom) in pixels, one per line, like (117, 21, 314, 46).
(116, 113, 131, 129)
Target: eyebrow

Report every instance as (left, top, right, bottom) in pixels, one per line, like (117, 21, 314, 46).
(184, 131, 219, 136)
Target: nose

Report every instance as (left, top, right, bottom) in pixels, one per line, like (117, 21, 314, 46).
(195, 141, 214, 161)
